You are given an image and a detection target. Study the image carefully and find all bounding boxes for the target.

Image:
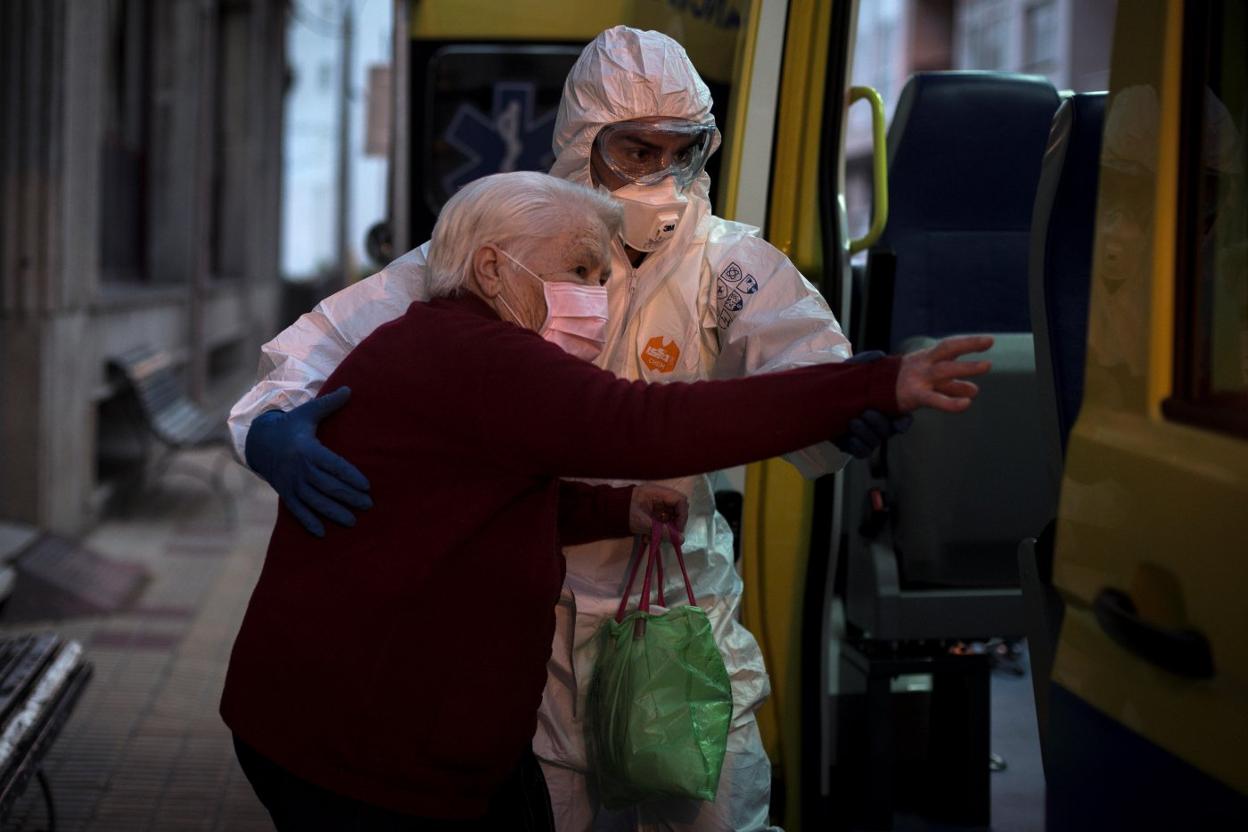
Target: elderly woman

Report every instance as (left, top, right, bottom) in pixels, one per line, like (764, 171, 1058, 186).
(221, 171, 990, 831)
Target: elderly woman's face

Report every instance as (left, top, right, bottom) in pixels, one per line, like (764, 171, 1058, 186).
(496, 224, 614, 331)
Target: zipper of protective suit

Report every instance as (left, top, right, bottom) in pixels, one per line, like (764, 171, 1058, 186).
(620, 241, 642, 328)
(626, 257, 646, 359)
(620, 256, 646, 376)
(625, 240, 640, 299)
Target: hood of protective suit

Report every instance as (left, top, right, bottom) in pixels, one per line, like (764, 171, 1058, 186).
(550, 26, 723, 202)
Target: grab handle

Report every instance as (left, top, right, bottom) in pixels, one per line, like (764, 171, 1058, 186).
(848, 86, 888, 255)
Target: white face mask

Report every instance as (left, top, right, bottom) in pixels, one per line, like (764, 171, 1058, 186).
(609, 177, 689, 252)
(496, 249, 609, 362)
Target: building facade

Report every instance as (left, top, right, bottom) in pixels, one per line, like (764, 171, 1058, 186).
(283, 0, 393, 284)
(846, 0, 1116, 242)
(0, 0, 287, 534)
(953, 0, 1115, 91)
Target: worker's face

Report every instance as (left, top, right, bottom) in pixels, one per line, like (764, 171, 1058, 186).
(589, 117, 711, 192)
(485, 222, 613, 331)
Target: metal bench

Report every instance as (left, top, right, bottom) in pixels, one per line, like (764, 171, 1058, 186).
(107, 346, 235, 522)
(0, 633, 93, 831)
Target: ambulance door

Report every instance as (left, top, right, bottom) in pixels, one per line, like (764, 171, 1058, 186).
(1046, 0, 1248, 826)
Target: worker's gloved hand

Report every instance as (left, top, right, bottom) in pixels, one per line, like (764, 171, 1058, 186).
(244, 387, 372, 538)
(833, 351, 915, 458)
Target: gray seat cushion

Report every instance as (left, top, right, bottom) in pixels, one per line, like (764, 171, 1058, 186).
(890, 334, 1055, 587)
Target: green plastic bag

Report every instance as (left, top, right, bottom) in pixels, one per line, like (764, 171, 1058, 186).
(586, 520, 734, 809)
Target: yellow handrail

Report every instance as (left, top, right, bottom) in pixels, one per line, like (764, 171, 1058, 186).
(848, 85, 888, 254)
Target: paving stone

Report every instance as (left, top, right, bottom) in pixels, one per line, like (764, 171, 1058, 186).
(0, 452, 286, 831)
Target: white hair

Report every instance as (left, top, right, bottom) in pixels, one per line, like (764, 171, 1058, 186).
(426, 171, 623, 297)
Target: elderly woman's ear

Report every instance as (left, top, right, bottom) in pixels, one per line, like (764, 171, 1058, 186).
(471, 244, 505, 299)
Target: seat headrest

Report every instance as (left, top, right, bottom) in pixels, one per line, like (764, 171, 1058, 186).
(884, 72, 1060, 233)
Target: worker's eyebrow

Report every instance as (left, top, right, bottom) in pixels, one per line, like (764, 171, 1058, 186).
(616, 134, 663, 152)
(619, 131, 700, 153)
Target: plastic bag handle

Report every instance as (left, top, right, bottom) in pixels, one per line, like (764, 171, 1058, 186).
(666, 522, 697, 606)
(615, 535, 647, 623)
(614, 520, 694, 623)
(655, 534, 667, 609)
(637, 520, 661, 615)
(614, 529, 661, 622)
(644, 519, 680, 610)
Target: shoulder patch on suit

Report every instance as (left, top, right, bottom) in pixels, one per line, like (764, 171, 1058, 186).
(716, 261, 761, 329)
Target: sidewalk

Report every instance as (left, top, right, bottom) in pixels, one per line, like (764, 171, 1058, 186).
(2, 452, 275, 831)
(1, 449, 1044, 831)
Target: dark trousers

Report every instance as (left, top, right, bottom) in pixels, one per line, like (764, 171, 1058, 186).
(234, 736, 555, 832)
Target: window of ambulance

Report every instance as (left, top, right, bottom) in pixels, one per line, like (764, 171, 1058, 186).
(411, 44, 580, 247)
(845, 0, 1117, 253)
(1165, 0, 1248, 438)
(408, 35, 735, 249)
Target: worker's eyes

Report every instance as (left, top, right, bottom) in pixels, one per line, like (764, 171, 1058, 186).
(575, 265, 588, 277)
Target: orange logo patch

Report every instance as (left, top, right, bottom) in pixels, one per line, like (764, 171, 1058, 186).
(641, 337, 680, 373)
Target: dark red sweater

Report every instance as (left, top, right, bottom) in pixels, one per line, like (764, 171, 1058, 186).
(221, 293, 901, 819)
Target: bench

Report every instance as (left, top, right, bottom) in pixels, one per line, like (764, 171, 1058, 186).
(0, 525, 29, 611)
(0, 633, 93, 831)
(107, 346, 235, 522)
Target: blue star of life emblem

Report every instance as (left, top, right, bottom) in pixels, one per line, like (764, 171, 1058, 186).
(441, 82, 557, 198)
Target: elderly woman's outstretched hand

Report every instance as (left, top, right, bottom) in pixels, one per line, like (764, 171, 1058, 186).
(630, 484, 689, 543)
(895, 335, 995, 413)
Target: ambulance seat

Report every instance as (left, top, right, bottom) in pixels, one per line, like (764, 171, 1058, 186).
(1018, 91, 1106, 766)
(1028, 92, 1105, 468)
(879, 72, 1061, 348)
(846, 72, 1061, 642)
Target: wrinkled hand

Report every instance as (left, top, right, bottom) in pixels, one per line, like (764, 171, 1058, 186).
(244, 387, 372, 537)
(896, 335, 994, 413)
(629, 484, 689, 542)
(833, 351, 915, 457)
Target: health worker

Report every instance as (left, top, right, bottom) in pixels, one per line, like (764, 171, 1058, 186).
(228, 26, 910, 831)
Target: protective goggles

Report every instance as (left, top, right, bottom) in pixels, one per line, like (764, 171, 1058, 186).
(593, 118, 716, 189)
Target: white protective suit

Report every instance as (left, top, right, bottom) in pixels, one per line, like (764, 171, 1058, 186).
(227, 26, 851, 832)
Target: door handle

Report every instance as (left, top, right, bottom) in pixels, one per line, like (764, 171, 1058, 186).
(1093, 588, 1215, 679)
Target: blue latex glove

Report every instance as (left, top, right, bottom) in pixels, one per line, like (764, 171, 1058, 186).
(833, 351, 915, 458)
(244, 387, 372, 537)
